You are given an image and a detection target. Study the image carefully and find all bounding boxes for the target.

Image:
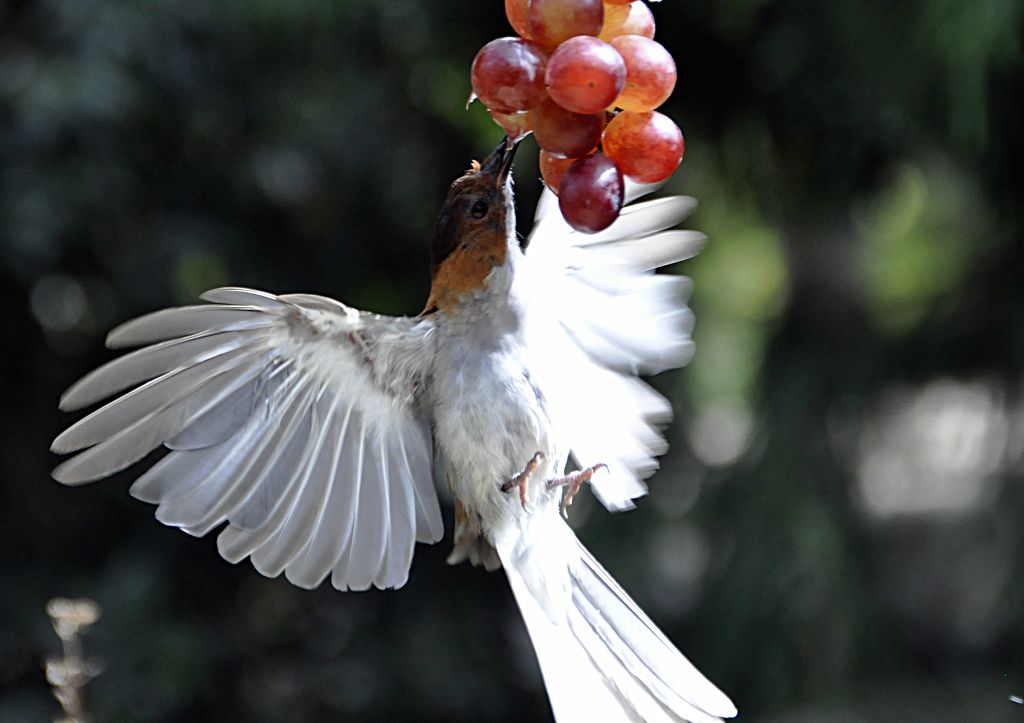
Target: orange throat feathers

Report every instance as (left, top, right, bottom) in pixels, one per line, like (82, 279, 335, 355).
(425, 230, 508, 312)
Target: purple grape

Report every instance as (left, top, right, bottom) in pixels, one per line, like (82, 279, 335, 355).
(558, 153, 624, 233)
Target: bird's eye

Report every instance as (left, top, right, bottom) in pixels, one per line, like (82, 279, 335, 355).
(469, 199, 489, 219)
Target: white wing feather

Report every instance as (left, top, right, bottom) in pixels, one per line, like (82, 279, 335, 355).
(523, 183, 704, 510)
(52, 287, 443, 591)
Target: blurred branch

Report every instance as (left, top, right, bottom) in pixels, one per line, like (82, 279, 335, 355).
(45, 598, 103, 723)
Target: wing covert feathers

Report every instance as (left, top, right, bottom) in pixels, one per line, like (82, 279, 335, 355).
(52, 288, 443, 591)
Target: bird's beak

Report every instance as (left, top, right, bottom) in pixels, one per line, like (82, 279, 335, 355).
(479, 136, 519, 188)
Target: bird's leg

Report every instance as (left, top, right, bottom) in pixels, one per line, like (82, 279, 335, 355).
(547, 463, 608, 518)
(500, 452, 545, 509)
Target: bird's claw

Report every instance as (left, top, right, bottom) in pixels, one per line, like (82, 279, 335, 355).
(501, 452, 545, 510)
(547, 463, 608, 518)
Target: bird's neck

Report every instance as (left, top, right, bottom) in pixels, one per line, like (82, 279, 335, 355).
(424, 233, 519, 314)
(426, 245, 528, 339)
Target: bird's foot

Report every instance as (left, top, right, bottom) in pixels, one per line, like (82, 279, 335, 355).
(547, 464, 608, 518)
(500, 452, 545, 510)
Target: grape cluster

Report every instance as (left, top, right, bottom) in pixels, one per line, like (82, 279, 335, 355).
(470, 0, 684, 233)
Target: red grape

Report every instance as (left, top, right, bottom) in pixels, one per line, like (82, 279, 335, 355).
(558, 153, 624, 233)
(528, 0, 604, 50)
(610, 35, 675, 111)
(465, 0, 686, 232)
(599, 2, 655, 41)
(471, 37, 548, 114)
(602, 110, 684, 183)
(545, 36, 626, 114)
(530, 96, 604, 157)
(540, 148, 594, 193)
(505, 0, 532, 39)
(490, 110, 533, 141)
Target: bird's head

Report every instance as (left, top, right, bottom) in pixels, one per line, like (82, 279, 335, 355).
(425, 138, 519, 313)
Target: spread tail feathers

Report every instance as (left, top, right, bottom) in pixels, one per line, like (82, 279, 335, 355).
(495, 516, 737, 723)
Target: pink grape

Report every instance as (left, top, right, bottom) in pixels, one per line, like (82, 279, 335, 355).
(467, 0, 685, 232)
(540, 148, 594, 193)
(599, 2, 655, 41)
(471, 37, 548, 114)
(610, 35, 676, 111)
(490, 110, 533, 141)
(602, 110, 684, 183)
(530, 96, 604, 157)
(505, 0, 532, 39)
(558, 153, 624, 233)
(528, 0, 604, 50)
(545, 36, 626, 114)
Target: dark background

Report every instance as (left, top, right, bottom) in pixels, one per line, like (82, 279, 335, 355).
(2, 0, 1023, 720)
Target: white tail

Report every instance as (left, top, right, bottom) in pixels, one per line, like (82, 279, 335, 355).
(494, 515, 737, 723)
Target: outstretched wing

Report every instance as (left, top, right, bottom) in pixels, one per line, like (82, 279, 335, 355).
(524, 184, 704, 510)
(52, 287, 443, 591)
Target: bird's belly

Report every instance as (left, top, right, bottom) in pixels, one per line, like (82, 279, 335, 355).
(432, 349, 562, 533)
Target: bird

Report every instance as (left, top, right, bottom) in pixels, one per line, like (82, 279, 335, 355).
(51, 137, 738, 723)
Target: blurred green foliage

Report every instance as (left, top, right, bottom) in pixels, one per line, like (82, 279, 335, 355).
(1, 0, 1022, 720)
